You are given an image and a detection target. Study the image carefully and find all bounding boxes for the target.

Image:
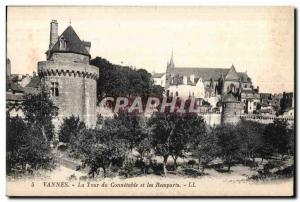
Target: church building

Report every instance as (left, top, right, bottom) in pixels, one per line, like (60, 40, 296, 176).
(153, 53, 260, 113)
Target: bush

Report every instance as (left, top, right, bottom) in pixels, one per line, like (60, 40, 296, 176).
(166, 163, 176, 171)
(187, 160, 197, 168)
(119, 159, 143, 177)
(7, 116, 55, 175)
(59, 116, 86, 143)
(151, 161, 164, 176)
(181, 168, 203, 177)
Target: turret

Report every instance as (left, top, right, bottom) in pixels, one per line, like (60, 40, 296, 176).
(38, 20, 99, 136)
(221, 93, 242, 125)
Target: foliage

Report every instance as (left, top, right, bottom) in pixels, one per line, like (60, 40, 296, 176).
(22, 86, 57, 142)
(148, 113, 206, 174)
(7, 116, 54, 175)
(236, 120, 265, 164)
(116, 113, 148, 151)
(72, 129, 128, 178)
(58, 116, 86, 143)
(7, 87, 56, 175)
(191, 129, 218, 173)
(90, 57, 164, 101)
(287, 124, 295, 155)
(262, 119, 290, 157)
(215, 124, 241, 172)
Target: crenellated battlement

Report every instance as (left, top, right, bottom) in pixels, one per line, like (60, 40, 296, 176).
(38, 61, 99, 80)
(240, 114, 294, 122)
(240, 114, 294, 125)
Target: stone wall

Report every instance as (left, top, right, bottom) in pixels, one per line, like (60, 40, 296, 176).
(240, 114, 294, 125)
(50, 52, 90, 64)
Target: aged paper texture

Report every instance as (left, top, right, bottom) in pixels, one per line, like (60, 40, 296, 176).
(6, 6, 294, 197)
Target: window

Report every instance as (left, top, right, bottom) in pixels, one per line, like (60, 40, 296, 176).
(60, 37, 66, 49)
(51, 82, 59, 97)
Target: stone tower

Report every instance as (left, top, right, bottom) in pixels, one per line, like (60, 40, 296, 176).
(221, 93, 242, 125)
(38, 20, 99, 129)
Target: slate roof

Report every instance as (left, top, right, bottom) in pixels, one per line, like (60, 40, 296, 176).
(152, 73, 165, 78)
(238, 72, 251, 83)
(172, 66, 250, 83)
(47, 26, 90, 56)
(25, 76, 41, 88)
(172, 67, 228, 81)
(224, 65, 240, 81)
(6, 79, 24, 93)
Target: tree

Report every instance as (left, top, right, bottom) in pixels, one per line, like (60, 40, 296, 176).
(90, 57, 164, 101)
(7, 86, 56, 175)
(262, 119, 290, 158)
(58, 116, 86, 143)
(74, 128, 128, 178)
(191, 129, 217, 173)
(7, 116, 28, 173)
(117, 113, 148, 151)
(236, 120, 265, 165)
(215, 124, 241, 172)
(287, 123, 295, 155)
(148, 113, 204, 174)
(7, 116, 54, 174)
(23, 86, 57, 142)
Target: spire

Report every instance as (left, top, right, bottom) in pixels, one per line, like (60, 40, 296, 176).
(169, 51, 175, 67)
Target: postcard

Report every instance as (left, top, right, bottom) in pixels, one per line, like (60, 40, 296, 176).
(6, 6, 295, 197)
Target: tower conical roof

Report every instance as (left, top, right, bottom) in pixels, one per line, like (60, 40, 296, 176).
(222, 92, 239, 103)
(47, 26, 90, 56)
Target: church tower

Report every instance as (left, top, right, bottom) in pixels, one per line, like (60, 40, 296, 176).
(38, 20, 99, 131)
(165, 51, 175, 89)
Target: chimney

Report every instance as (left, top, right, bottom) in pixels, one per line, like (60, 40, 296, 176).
(49, 20, 58, 48)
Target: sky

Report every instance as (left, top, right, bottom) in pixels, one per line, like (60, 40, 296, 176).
(7, 6, 294, 93)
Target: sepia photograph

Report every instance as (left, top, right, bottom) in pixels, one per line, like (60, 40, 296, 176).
(5, 6, 295, 197)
